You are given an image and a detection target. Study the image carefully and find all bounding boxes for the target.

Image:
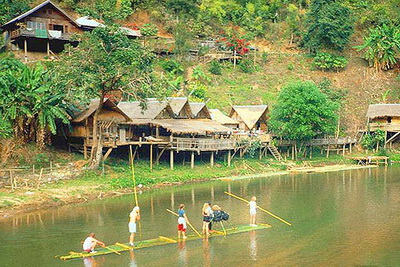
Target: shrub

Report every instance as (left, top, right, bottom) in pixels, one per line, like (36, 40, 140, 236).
(208, 60, 222, 75)
(312, 53, 348, 71)
(361, 129, 386, 150)
(261, 52, 268, 63)
(239, 58, 257, 73)
(160, 59, 184, 75)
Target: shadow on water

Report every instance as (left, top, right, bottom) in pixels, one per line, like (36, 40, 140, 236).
(1, 166, 400, 266)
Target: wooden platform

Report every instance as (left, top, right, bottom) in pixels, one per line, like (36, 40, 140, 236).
(349, 156, 389, 165)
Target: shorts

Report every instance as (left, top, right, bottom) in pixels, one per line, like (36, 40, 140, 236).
(250, 209, 257, 215)
(129, 222, 137, 233)
(178, 224, 186, 232)
(203, 216, 211, 222)
(84, 249, 91, 252)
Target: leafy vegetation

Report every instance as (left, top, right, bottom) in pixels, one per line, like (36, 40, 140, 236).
(361, 129, 386, 150)
(312, 52, 348, 71)
(356, 24, 400, 71)
(269, 80, 339, 141)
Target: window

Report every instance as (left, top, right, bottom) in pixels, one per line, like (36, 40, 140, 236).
(27, 21, 46, 30)
(387, 117, 392, 123)
(53, 25, 64, 33)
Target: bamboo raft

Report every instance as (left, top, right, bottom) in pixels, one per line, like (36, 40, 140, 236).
(57, 224, 271, 260)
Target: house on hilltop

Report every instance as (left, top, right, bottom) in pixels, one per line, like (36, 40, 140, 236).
(0, 0, 82, 62)
(366, 104, 400, 147)
(229, 105, 269, 132)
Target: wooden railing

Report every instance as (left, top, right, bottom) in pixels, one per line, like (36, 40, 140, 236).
(276, 137, 357, 146)
(367, 123, 400, 132)
(173, 137, 235, 152)
(10, 29, 72, 40)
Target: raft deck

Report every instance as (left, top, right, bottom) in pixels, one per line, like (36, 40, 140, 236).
(57, 224, 271, 260)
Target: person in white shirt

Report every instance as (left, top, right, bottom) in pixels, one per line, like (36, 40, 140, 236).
(248, 196, 257, 227)
(129, 206, 140, 246)
(82, 233, 105, 253)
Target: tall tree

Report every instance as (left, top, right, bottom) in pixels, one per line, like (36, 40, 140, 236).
(0, 0, 30, 25)
(302, 0, 354, 52)
(269, 81, 339, 156)
(52, 26, 164, 168)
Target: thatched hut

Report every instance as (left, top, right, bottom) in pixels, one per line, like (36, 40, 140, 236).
(229, 105, 268, 132)
(189, 102, 211, 119)
(209, 109, 239, 129)
(68, 98, 131, 156)
(366, 104, 400, 146)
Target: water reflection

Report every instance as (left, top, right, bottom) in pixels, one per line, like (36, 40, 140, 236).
(129, 250, 137, 267)
(178, 239, 187, 266)
(249, 230, 257, 260)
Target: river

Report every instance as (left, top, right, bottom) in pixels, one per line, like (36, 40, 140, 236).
(2, 166, 400, 266)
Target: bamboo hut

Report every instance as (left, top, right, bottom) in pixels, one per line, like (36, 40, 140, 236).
(229, 105, 268, 132)
(366, 104, 400, 147)
(209, 109, 239, 129)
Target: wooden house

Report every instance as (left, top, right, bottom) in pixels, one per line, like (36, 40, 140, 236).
(209, 109, 239, 129)
(167, 97, 193, 118)
(366, 104, 400, 146)
(0, 0, 82, 62)
(189, 102, 211, 119)
(229, 105, 268, 132)
(68, 98, 131, 156)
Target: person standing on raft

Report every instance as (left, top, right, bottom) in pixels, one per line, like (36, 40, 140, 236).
(129, 206, 140, 246)
(83, 233, 105, 253)
(248, 196, 257, 227)
(202, 202, 212, 235)
(177, 204, 190, 239)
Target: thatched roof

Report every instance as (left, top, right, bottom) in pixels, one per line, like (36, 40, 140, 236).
(190, 102, 211, 119)
(209, 109, 239, 126)
(167, 97, 192, 117)
(117, 100, 174, 120)
(367, 104, 400, 119)
(150, 119, 232, 135)
(72, 98, 130, 123)
(1, 0, 80, 29)
(229, 105, 268, 130)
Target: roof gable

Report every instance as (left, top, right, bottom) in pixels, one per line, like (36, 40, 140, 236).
(1, 0, 80, 29)
(189, 102, 211, 119)
(167, 97, 192, 118)
(73, 98, 130, 122)
(210, 109, 239, 125)
(229, 105, 268, 130)
(117, 99, 174, 120)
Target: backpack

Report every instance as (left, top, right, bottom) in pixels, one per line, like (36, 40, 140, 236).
(221, 211, 229, 221)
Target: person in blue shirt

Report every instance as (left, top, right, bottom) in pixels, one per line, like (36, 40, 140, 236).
(178, 204, 190, 239)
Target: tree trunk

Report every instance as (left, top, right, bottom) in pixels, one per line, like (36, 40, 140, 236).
(89, 94, 105, 169)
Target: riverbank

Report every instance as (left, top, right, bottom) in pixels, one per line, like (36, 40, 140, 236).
(0, 155, 386, 221)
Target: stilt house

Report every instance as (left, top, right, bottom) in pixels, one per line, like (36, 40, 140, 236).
(229, 105, 269, 132)
(366, 104, 400, 146)
(0, 0, 82, 62)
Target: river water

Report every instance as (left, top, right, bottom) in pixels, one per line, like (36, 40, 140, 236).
(2, 166, 400, 266)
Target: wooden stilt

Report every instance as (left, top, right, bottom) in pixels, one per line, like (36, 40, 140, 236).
(47, 41, 50, 56)
(228, 150, 231, 167)
(150, 144, 153, 171)
(170, 150, 174, 170)
(342, 144, 345, 156)
(210, 152, 214, 168)
(326, 146, 330, 158)
(24, 39, 27, 63)
(191, 151, 195, 169)
(103, 147, 113, 161)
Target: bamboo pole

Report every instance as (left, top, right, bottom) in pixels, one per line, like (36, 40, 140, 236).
(105, 246, 121, 255)
(220, 221, 227, 236)
(224, 191, 292, 226)
(166, 209, 202, 237)
(129, 145, 139, 207)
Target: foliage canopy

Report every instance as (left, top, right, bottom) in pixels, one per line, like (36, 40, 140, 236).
(269, 81, 339, 141)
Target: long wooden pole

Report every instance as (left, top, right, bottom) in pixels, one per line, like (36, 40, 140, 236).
(129, 145, 139, 207)
(105, 246, 121, 255)
(166, 209, 202, 237)
(224, 191, 292, 226)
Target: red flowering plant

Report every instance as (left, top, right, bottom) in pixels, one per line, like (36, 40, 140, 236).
(217, 29, 251, 55)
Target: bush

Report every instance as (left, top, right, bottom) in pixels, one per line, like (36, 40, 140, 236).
(239, 58, 257, 73)
(312, 53, 348, 71)
(361, 129, 386, 150)
(160, 59, 184, 75)
(208, 60, 222, 75)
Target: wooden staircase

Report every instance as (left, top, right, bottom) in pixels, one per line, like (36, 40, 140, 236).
(266, 145, 283, 161)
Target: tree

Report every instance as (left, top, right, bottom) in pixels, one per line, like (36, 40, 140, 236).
(302, 0, 354, 52)
(166, 0, 199, 17)
(0, 0, 30, 25)
(0, 57, 70, 150)
(76, 0, 134, 23)
(52, 26, 163, 168)
(269, 81, 339, 156)
(355, 24, 400, 71)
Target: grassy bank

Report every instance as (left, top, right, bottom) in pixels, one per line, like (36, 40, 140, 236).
(0, 151, 396, 219)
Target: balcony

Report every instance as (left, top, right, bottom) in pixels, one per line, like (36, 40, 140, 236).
(10, 28, 72, 41)
(367, 123, 400, 132)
